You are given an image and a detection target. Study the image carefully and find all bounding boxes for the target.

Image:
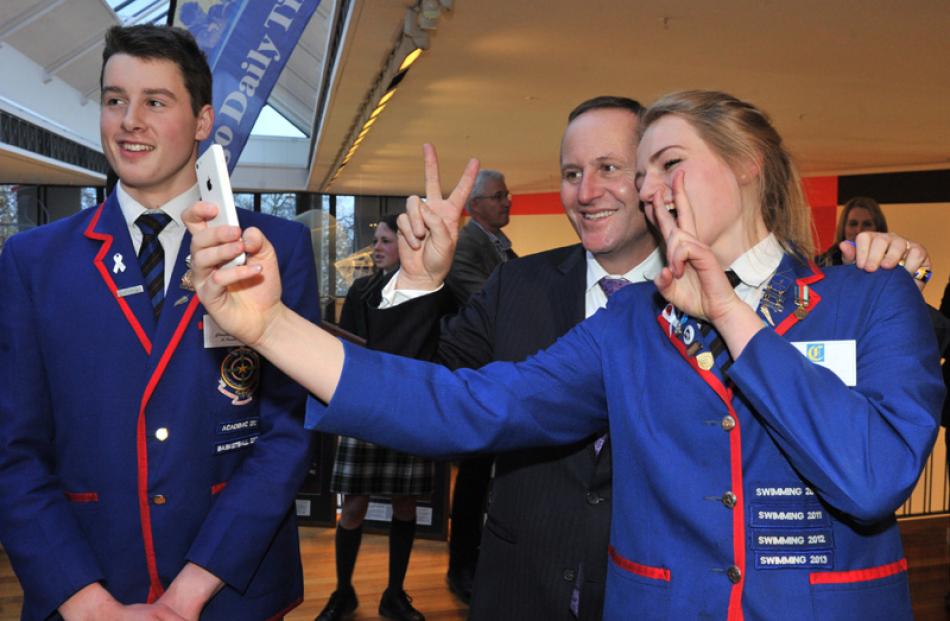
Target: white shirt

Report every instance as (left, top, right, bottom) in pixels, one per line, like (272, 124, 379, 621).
(727, 233, 785, 311)
(585, 248, 664, 318)
(379, 247, 665, 314)
(116, 182, 199, 293)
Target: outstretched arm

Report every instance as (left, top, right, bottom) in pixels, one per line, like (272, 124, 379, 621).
(184, 145, 477, 402)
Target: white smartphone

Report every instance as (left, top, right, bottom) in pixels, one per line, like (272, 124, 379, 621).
(196, 144, 245, 266)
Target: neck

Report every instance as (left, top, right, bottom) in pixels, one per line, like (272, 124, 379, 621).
(471, 216, 500, 236)
(593, 237, 658, 275)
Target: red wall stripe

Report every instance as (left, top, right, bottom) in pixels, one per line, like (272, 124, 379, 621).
(509, 191, 562, 216)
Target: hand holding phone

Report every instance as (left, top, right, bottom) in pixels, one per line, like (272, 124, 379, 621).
(196, 144, 245, 267)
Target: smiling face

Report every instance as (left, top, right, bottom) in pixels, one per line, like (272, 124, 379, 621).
(636, 114, 765, 266)
(100, 53, 212, 209)
(372, 221, 400, 272)
(559, 108, 655, 274)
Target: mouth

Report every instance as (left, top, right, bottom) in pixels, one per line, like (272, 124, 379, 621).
(119, 141, 155, 153)
(581, 209, 617, 221)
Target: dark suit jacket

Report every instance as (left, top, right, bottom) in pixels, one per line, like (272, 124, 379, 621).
(368, 244, 610, 621)
(446, 220, 511, 305)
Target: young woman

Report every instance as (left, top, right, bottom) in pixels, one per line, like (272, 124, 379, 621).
(318, 214, 431, 621)
(186, 91, 943, 620)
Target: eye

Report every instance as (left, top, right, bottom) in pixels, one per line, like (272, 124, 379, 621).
(147, 99, 166, 108)
(103, 97, 124, 106)
(662, 158, 682, 171)
(601, 163, 618, 173)
(562, 169, 581, 183)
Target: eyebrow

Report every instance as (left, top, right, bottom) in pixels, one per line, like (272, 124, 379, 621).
(560, 154, 622, 171)
(101, 86, 178, 100)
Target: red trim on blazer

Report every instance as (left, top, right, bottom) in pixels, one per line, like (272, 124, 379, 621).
(608, 545, 671, 582)
(773, 261, 824, 337)
(657, 311, 746, 620)
(138, 295, 202, 603)
(810, 558, 907, 585)
(83, 202, 152, 355)
(64, 492, 99, 503)
(211, 481, 228, 495)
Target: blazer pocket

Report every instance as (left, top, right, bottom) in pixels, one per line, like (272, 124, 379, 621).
(809, 559, 912, 621)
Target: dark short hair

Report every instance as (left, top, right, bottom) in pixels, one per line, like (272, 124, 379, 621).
(378, 214, 400, 233)
(567, 96, 644, 123)
(101, 24, 212, 115)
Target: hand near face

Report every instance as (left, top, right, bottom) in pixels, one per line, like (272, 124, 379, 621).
(183, 202, 284, 347)
(395, 144, 479, 290)
(648, 170, 743, 321)
(840, 232, 932, 292)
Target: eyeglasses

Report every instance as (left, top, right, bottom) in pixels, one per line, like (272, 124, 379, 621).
(473, 191, 511, 202)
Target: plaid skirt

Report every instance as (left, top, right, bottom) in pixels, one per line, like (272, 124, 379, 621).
(330, 435, 435, 496)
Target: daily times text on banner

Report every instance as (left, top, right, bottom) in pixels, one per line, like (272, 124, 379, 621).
(175, 0, 321, 170)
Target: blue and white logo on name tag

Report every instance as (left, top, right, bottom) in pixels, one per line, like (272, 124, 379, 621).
(806, 343, 825, 362)
(791, 339, 856, 386)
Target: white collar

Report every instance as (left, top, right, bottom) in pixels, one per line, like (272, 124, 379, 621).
(585, 247, 663, 295)
(729, 233, 784, 288)
(116, 181, 200, 230)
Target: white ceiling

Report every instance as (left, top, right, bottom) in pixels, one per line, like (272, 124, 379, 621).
(1, 1, 947, 197)
(313, 0, 950, 197)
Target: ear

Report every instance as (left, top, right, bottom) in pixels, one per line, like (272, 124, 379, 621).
(736, 158, 760, 187)
(194, 104, 214, 141)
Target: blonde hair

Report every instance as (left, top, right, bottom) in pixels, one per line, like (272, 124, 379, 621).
(835, 196, 888, 243)
(641, 90, 815, 259)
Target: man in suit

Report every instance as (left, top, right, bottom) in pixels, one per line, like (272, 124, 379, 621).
(442, 168, 517, 602)
(446, 169, 516, 304)
(0, 25, 317, 620)
(370, 96, 656, 620)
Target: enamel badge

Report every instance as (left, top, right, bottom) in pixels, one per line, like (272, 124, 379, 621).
(218, 346, 260, 405)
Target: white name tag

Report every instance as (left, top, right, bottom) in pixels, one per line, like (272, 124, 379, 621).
(203, 314, 243, 348)
(116, 285, 144, 298)
(791, 340, 856, 386)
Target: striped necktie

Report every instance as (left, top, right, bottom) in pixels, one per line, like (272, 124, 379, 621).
(135, 211, 172, 321)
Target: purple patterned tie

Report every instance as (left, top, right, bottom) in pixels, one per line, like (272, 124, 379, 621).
(593, 277, 630, 457)
(598, 276, 631, 299)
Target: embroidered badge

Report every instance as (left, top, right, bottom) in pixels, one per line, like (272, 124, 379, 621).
(218, 346, 260, 405)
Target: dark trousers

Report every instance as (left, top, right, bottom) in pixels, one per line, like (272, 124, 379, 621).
(448, 455, 493, 570)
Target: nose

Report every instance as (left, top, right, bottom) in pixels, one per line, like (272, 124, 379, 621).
(577, 171, 603, 205)
(121, 103, 144, 131)
(637, 170, 665, 206)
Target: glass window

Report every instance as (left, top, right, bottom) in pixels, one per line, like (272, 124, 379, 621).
(334, 196, 356, 297)
(261, 193, 296, 220)
(0, 185, 19, 254)
(81, 187, 98, 210)
(234, 193, 255, 212)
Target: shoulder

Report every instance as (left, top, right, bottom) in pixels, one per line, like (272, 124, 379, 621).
(4, 208, 97, 261)
(238, 209, 308, 239)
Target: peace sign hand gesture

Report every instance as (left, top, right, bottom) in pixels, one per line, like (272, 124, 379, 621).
(395, 144, 480, 290)
(648, 169, 764, 357)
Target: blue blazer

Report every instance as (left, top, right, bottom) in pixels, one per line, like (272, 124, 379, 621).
(0, 192, 318, 620)
(311, 254, 943, 621)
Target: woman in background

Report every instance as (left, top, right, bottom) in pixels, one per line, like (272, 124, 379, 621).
(816, 195, 888, 266)
(317, 214, 431, 621)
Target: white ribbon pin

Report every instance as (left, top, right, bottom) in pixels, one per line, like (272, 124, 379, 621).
(112, 253, 126, 274)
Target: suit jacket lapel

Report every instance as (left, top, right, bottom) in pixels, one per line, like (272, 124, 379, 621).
(83, 193, 155, 354)
(557, 244, 588, 332)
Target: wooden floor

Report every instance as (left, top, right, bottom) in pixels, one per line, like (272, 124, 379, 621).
(2, 517, 949, 620)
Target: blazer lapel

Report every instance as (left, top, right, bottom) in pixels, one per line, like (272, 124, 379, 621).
(758, 255, 825, 337)
(83, 193, 155, 354)
(150, 230, 201, 354)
